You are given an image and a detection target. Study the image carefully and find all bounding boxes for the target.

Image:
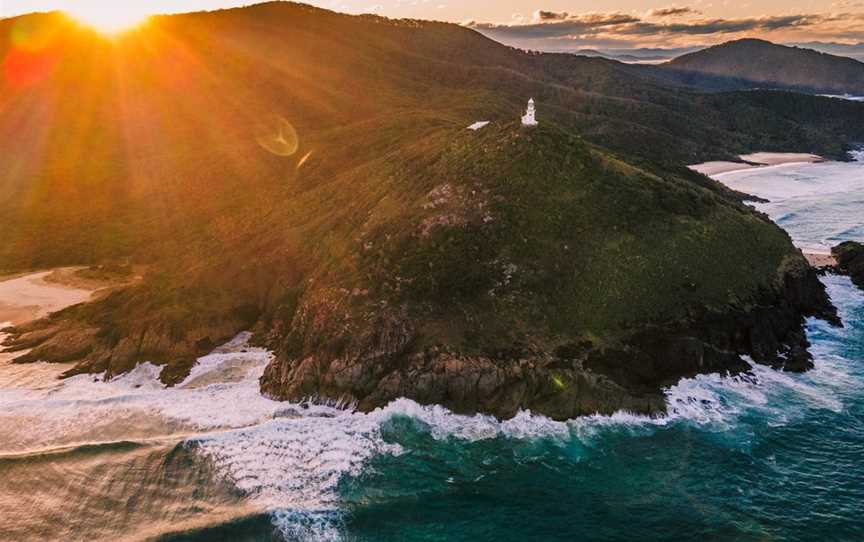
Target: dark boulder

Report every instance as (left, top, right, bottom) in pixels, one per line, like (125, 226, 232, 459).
(832, 241, 864, 292)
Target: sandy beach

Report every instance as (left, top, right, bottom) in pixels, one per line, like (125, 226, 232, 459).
(0, 270, 99, 327)
(0, 267, 127, 371)
(803, 252, 837, 268)
(689, 152, 823, 177)
(0, 265, 141, 328)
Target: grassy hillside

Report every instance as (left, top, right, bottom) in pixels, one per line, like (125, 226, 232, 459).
(660, 39, 864, 95)
(368, 122, 793, 339)
(256, 120, 829, 417)
(2, 4, 864, 273)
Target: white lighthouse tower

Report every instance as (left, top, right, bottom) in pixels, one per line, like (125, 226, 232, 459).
(521, 98, 538, 127)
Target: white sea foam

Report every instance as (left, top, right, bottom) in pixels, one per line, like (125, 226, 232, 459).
(2, 331, 857, 541)
(0, 332, 282, 453)
(1, 279, 860, 541)
(190, 396, 573, 539)
(820, 94, 864, 102)
(661, 275, 862, 434)
(663, 358, 844, 429)
(0, 330, 574, 539)
(193, 411, 396, 541)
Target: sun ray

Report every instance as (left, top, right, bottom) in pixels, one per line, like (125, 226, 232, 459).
(64, 4, 152, 35)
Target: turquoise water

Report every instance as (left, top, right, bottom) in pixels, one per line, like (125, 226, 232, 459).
(345, 275, 864, 541)
(0, 158, 862, 541)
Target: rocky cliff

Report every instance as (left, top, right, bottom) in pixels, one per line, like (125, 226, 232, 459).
(833, 241, 864, 292)
(257, 255, 837, 419)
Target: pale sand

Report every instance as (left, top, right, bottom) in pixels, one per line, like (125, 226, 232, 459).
(803, 251, 837, 268)
(42, 266, 141, 291)
(0, 268, 115, 370)
(739, 152, 823, 165)
(689, 152, 824, 177)
(0, 267, 143, 370)
(0, 269, 101, 327)
(689, 161, 758, 176)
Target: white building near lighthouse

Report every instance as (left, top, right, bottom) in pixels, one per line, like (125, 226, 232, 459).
(521, 98, 538, 127)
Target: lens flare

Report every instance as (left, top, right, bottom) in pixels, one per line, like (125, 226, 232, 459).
(3, 18, 61, 88)
(65, 4, 151, 35)
(256, 116, 300, 157)
(297, 151, 313, 170)
(3, 49, 57, 88)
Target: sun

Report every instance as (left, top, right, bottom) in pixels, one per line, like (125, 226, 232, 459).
(65, 5, 152, 35)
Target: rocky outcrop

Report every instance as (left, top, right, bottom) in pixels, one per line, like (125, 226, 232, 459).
(257, 294, 667, 419)
(2, 254, 837, 420)
(832, 241, 864, 292)
(259, 258, 839, 420)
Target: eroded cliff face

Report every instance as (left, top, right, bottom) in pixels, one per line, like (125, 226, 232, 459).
(258, 258, 839, 420)
(255, 288, 665, 419)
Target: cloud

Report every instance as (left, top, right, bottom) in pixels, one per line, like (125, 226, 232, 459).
(534, 10, 569, 21)
(647, 6, 701, 18)
(469, 12, 641, 39)
(620, 15, 820, 36)
(466, 9, 864, 50)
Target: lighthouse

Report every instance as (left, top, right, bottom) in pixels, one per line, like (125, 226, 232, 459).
(521, 98, 538, 127)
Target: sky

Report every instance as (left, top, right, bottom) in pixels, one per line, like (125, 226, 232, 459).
(2, 0, 864, 51)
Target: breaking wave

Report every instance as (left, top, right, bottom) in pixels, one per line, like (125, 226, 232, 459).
(2, 157, 863, 540)
(5, 275, 862, 542)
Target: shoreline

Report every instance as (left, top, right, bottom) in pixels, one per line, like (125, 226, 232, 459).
(0, 267, 135, 328)
(699, 152, 856, 271)
(803, 251, 837, 268)
(0, 268, 125, 370)
(0, 270, 97, 328)
(689, 152, 824, 177)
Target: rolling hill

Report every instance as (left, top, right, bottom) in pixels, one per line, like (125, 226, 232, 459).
(659, 38, 864, 95)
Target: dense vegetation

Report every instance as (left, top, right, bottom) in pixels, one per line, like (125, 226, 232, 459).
(367, 123, 794, 342)
(654, 38, 864, 95)
(2, 6, 864, 273)
(0, 3, 851, 415)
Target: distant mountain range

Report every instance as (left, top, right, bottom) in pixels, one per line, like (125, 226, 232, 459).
(571, 47, 701, 64)
(570, 41, 864, 67)
(521, 39, 864, 96)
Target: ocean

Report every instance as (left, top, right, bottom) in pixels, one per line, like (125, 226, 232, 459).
(0, 156, 862, 541)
